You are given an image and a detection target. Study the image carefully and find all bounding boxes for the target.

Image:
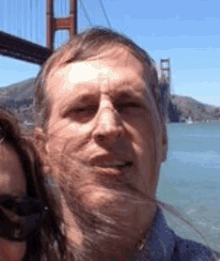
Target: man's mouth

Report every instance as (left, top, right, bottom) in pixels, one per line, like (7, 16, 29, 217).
(93, 162, 133, 175)
(97, 161, 132, 169)
(90, 155, 133, 172)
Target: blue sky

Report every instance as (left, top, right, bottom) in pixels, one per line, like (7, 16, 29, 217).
(0, 0, 219, 106)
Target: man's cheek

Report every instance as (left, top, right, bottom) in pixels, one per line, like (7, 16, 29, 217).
(48, 136, 81, 159)
(134, 143, 156, 191)
(48, 139, 62, 153)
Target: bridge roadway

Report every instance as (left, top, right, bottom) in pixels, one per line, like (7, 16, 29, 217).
(0, 31, 52, 65)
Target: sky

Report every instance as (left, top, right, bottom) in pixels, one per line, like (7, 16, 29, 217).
(0, 0, 220, 106)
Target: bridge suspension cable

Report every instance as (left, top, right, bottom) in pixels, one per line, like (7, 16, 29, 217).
(0, 0, 44, 46)
(79, 0, 93, 26)
(0, 0, 114, 65)
(99, 0, 112, 29)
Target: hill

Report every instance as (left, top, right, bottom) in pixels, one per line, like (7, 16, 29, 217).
(0, 78, 35, 101)
(170, 94, 220, 122)
(1, 78, 220, 127)
(0, 78, 35, 127)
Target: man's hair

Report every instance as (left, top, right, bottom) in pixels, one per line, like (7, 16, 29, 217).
(35, 27, 165, 130)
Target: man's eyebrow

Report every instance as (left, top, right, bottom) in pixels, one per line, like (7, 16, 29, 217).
(114, 90, 144, 101)
(114, 77, 146, 93)
(113, 83, 147, 103)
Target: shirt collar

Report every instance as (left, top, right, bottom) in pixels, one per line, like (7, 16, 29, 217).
(134, 207, 176, 261)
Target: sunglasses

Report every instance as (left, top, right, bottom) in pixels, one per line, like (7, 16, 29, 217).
(0, 195, 49, 241)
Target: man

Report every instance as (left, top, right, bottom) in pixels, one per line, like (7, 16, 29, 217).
(35, 28, 218, 261)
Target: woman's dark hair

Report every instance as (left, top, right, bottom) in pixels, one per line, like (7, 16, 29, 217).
(0, 109, 65, 261)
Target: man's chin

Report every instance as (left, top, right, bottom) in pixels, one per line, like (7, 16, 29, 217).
(57, 160, 152, 260)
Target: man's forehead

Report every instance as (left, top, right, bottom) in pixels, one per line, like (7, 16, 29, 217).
(47, 53, 149, 100)
(54, 61, 118, 86)
(48, 46, 144, 82)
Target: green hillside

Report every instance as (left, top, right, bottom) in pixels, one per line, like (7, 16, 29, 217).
(171, 94, 220, 122)
(0, 78, 35, 102)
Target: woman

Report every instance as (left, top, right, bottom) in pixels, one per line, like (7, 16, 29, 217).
(0, 109, 65, 261)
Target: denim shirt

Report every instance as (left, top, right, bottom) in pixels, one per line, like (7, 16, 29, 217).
(134, 208, 219, 261)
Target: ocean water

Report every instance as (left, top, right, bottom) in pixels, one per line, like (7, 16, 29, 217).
(157, 122, 220, 252)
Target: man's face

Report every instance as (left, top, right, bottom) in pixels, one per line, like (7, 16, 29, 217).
(44, 47, 165, 202)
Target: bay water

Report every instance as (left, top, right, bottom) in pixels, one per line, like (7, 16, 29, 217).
(157, 122, 220, 252)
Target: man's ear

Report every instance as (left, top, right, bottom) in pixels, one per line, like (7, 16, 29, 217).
(34, 127, 48, 156)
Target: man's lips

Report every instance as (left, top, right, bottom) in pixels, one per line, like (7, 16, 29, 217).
(90, 155, 133, 169)
(96, 161, 132, 169)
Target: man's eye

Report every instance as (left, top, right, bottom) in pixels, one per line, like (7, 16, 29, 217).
(116, 102, 141, 112)
(74, 108, 86, 113)
(69, 106, 97, 119)
(74, 106, 96, 113)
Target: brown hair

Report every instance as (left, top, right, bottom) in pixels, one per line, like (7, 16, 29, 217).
(35, 27, 165, 130)
(0, 109, 65, 261)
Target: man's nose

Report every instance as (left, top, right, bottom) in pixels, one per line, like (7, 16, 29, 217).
(93, 106, 124, 145)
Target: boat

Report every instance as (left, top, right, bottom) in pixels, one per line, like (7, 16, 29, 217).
(186, 117, 193, 124)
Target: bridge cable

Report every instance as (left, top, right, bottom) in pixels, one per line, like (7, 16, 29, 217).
(17, 0, 20, 35)
(64, 0, 67, 44)
(17, 0, 19, 35)
(30, 0, 32, 41)
(57, 0, 60, 47)
(7, 1, 14, 32)
(59, 1, 63, 46)
(99, 0, 112, 29)
(24, 0, 27, 40)
(79, 0, 93, 26)
(12, 0, 15, 33)
(7, 0, 11, 32)
(61, 0, 64, 16)
(61, 0, 64, 45)
(10, 0, 12, 33)
(15, 0, 18, 35)
(38, 0, 42, 45)
(6, 0, 7, 31)
(1, 0, 4, 30)
(60, 0, 62, 47)
(16, 0, 18, 34)
(36, 0, 38, 43)
(34, 0, 36, 42)
(21, 0, 23, 37)
(65, 0, 67, 16)
(64, 0, 68, 43)
(23, 0, 25, 38)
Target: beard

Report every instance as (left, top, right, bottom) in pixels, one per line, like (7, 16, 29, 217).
(51, 155, 155, 261)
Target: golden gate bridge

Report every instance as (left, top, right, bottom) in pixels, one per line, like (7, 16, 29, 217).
(0, 0, 171, 114)
(0, 0, 78, 65)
